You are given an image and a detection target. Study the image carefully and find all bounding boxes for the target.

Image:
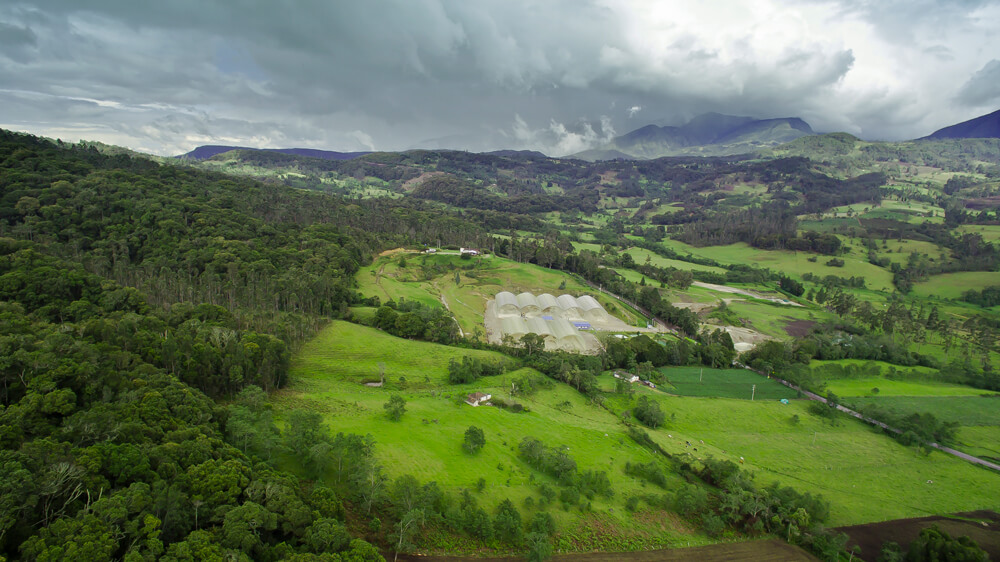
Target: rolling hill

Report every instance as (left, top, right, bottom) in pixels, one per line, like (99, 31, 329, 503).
(177, 144, 371, 160)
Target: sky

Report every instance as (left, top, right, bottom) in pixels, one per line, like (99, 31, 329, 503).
(1, 0, 999, 156)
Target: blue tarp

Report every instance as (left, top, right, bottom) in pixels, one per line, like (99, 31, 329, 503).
(573, 322, 592, 329)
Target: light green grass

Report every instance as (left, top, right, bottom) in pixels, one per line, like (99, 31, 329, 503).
(623, 247, 726, 274)
(957, 224, 1000, 243)
(658, 240, 895, 292)
(658, 367, 799, 400)
(824, 378, 994, 398)
(846, 396, 1000, 426)
(621, 392, 1000, 525)
(278, 321, 714, 544)
(912, 271, 1000, 300)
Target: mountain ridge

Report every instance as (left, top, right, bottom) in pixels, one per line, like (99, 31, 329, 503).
(178, 144, 371, 161)
(922, 108, 1000, 140)
(571, 112, 815, 161)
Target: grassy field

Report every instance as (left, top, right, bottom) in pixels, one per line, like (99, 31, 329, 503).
(912, 271, 1000, 300)
(957, 224, 1000, 243)
(656, 240, 896, 292)
(622, 247, 727, 274)
(846, 396, 1000, 427)
(823, 378, 992, 398)
(658, 367, 799, 400)
(720, 299, 828, 339)
(278, 321, 716, 548)
(612, 389, 1000, 526)
(277, 319, 1000, 551)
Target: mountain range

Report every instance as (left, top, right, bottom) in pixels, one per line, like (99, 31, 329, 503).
(571, 112, 815, 161)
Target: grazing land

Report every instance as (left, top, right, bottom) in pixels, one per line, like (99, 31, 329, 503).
(658, 367, 799, 400)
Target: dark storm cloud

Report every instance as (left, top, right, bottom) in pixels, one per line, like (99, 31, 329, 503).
(1, 1, 997, 154)
(956, 60, 1000, 107)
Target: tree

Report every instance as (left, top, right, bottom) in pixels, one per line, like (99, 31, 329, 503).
(633, 395, 665, 428)
(463, 426, 486, 454)
(525, 532, 553, 562)
(384, 394, 406, 421)
(391, 508, 425, 562)
(905, 525, 988, 561)
(493, 498, 523, 544)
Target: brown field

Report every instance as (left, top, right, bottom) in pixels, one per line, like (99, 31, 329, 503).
(837, 510, 1000, 560)
(395, 538, 817, 561)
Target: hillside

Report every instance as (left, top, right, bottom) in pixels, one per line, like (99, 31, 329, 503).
(572, 113, 814, 160)
(178, 144, 371, 160)
(922, 108, 1000, 140)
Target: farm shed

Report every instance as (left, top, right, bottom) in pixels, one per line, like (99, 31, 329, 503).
(466, 392, 491, 406)
(495, 291, 519, 317)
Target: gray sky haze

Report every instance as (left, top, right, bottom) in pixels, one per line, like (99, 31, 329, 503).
(1, 0, 999, 155)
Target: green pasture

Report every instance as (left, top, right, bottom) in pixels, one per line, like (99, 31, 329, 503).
(846, 396, 1000, 427)
(720, 299, 827, 339)
(620, 391, 1000, 525)
(278, 321, 714, 544)
(957, 224, 1000, 243)
(872, 239, 950, 265)
(658, 367, 799, 400)
(623, 247, 727, 274)
(657, 240, 895, 292)
(824, 378, 993, 398)
(912, 271, 1000, 300)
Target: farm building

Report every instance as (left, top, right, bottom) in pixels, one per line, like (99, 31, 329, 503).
(466, 392, 491, 406)
(500, 316, 529, 338)
(495, 291, 519, 316)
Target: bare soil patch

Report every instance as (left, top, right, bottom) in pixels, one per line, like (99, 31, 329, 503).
(784, 319, 816, 338)
(837, 510, 1000, 560)
(395, 539, 817, 561)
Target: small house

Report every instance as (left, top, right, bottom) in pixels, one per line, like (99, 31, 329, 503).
(627, 375, 639, 383)
(460, 247, 479, 256)
(466, 392, 491, 406)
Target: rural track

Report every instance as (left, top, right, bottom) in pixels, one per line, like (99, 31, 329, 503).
(743, 365, 1000, 473)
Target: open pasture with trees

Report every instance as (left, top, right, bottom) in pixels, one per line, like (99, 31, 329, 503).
(628, 392, 1000, 526)
(658, 367, 799, 400)
(912, 271, 1000, 300)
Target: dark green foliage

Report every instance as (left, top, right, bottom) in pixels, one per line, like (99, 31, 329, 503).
(526, 532, 554, 562)
(779, 276, 805, 296)
(384, 395, 406, 421)
(962, 285, 1000, 308)
(447, 355, 506, 384)
(493, 499, 523, 544)
(633, 396, 665, 428)
(528, 511, 555, 537)
(463, 425, 485, 454)
(625, 461, 670, 488)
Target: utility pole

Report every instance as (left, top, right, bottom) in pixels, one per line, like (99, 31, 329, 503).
(751, 384, 756, 401)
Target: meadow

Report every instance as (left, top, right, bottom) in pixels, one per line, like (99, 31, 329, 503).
(623, 389, 1000, 526)
(277, 321, 715, 548)
(912, 271, 1000, 300)
(281, 321, 1000, 534)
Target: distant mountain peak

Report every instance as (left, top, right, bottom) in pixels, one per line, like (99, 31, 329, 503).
(571, 112, 815, 161)
(921, 108, 1000, 140)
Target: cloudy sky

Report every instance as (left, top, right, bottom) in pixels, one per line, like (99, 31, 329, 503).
(1, 0, 999, 156)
